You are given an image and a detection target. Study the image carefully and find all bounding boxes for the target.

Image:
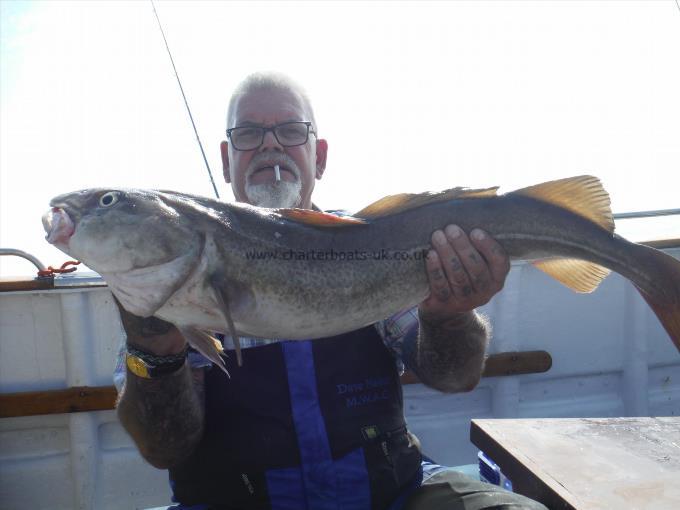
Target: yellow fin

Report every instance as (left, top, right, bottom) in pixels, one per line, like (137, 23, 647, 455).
(533, 258, 611, 293)
(513, 175, 614, 232)
(277, 209, 366, 227)
(355, 187, 498, 219)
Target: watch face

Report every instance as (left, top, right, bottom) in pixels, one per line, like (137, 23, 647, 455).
(126, 354, 150, 378)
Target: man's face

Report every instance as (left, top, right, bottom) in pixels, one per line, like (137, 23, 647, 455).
(220, 87, 327, 209)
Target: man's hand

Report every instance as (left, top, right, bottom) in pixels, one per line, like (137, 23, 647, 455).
(419, 225, 510, 319)
(114, 298, 186, 356)
(405, 225, 510, 393)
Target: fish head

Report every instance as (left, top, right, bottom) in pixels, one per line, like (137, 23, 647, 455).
(43, 188, 200, 274)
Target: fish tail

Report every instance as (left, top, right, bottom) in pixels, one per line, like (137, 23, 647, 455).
(179, 326, 231, 378)
(629, 244, 680, 353)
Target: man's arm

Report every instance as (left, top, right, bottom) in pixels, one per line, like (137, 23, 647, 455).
(115, 305, 205, 469)
(404, 225, 510, 393)
(409, 310, 489, 392)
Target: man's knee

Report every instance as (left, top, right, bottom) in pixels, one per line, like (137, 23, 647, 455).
(404, 470, 548, 510)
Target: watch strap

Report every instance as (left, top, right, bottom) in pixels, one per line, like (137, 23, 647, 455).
(126, 345, 188, 379)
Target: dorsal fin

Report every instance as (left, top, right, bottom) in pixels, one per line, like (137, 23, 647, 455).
(512, 175, 614, 232)
(355, 187, 499, 219)
(533, 258, 611, 293)
(277, 208, 367, 227)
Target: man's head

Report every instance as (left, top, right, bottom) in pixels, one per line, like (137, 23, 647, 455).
(220, 73, 328, 209)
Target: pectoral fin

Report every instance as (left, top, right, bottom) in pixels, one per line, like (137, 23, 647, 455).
(179, 326, 230, 378)
(210, 274, 244, 367)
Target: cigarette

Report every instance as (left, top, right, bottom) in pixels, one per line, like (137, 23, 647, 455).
(274, 164, 281, 182)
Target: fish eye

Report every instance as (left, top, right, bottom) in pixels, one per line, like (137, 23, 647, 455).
(99, 191, 120, 207)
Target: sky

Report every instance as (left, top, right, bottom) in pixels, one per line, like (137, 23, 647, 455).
(1, 0, 679, 277)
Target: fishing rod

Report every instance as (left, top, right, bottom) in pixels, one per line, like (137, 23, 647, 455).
(150, 0, 221, 199)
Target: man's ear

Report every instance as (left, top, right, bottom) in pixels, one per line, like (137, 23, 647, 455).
(220, 141, 231, 183)
(315, 139, 328, 179)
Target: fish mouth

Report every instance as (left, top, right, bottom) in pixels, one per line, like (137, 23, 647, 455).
(42, 207, 75, 246)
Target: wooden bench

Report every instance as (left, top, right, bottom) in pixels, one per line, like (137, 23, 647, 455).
(0, 350, 551, 418)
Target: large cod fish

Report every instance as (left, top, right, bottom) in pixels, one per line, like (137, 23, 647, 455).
(43, 176, 680, 374)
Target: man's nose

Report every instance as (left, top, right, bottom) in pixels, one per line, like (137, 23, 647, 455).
(259, 129, 284, 152)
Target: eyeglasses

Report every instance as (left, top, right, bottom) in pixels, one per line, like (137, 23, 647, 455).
(226, 121, 316, 151)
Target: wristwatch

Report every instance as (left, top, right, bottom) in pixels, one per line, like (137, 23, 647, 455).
(125, 345, 188, 379)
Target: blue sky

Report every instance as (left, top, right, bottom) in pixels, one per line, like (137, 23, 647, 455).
(1, 0, 679, 276)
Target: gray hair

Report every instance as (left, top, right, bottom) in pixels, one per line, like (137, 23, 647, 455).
(226, 72, 318, 133)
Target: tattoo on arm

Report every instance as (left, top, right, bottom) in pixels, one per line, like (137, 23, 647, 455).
(404, 311, 490, 393)
(116, 364, 205, 469)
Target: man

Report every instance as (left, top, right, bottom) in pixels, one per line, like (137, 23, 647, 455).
(115, 72, 546, 510)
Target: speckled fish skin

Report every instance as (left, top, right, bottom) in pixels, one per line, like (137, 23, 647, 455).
(43, 177, 680, 354)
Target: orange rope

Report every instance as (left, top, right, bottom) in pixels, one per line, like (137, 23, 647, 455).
(37, 260, 81, 277)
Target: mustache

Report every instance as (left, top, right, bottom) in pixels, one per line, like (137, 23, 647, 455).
(245, 153, 300, 180)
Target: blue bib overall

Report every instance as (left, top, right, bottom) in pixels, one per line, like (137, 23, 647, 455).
(169, 326, 422, 509)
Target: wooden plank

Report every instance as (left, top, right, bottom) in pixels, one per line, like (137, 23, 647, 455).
(0, 351, 552, 418)
(0, 385, 118, 418)
(482, 350, 552, 377)
(1, 350, 552, 417)
(0, 276, 107, 292)
(642, 238, 680, 249)
(470, 417, 680, 509)
(400, 350, 552, 385)
(0, 276, 54, 292)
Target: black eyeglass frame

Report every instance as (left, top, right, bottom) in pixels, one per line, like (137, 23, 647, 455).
(226, 121, 317, 151)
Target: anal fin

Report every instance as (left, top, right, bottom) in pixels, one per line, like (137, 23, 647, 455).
(532, 258, 610, 293)
(179, 326, 230, 378)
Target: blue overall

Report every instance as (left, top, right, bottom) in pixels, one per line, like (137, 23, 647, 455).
(169, 326, 423, 509)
